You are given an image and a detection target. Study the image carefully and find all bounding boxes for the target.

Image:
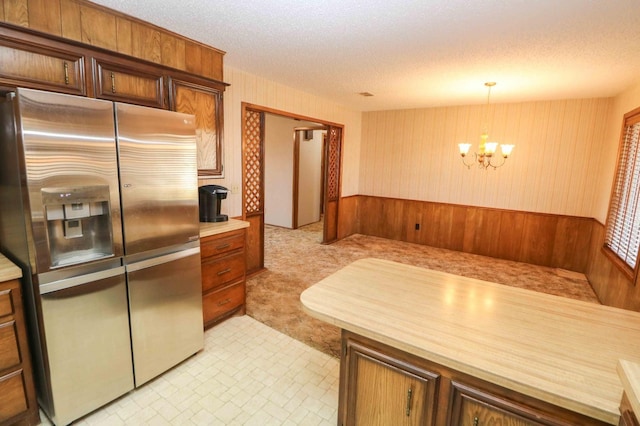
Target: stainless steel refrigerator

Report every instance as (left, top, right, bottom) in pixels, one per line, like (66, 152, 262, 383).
(0, 88, 204, 425)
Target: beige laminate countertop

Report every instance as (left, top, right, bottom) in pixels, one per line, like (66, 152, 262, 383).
(200, 218, 249, 238)
(0, 253, 22, 282)
(300, 258, 640, 425)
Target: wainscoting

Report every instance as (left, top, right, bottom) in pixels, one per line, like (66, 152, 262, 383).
(337, 195, 640, 311)
(587, 222, 640, 310)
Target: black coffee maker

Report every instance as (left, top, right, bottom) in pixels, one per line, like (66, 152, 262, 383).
(199, 185, 229, 222)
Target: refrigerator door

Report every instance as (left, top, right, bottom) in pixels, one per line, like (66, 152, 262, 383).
(39, 267, 134, 426)
(114, 103, 199, 257)
(14, 88, 122, 274)
(127, 245, 204, 385)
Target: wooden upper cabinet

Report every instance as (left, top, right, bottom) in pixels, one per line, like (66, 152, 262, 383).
(169, 77, 224, 177)
(92, 57, 165, 108)
(0, 33, 85, 95)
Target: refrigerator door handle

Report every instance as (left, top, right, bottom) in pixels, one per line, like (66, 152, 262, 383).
(126, 247, 201, 273)
(40, 266, 126, 295)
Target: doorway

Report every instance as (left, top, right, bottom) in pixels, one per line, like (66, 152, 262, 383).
(293, 126, 326, 229)
(241, 103, 343, 275)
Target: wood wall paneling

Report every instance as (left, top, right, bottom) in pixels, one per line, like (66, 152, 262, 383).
(161, 33, 185, 70)
(586, 222, 640, 310)
(496, 210, 526, 262)
(462, 207, 502, 258)
(552, 216, 592, 272)
(60, 0, 81, 41)
(115, 16, 132, 55)
(337, 195, 358, 240)
(184, 40, 202, 76)
(27, 0, 60, 35)
(80, 4, 117, 51)
(354, 195, 597, 275)
(3, 0, 28, 27)
(519, 214, 557, 267)
(131, 21, 160, 64)
(448, 204, 468, 252)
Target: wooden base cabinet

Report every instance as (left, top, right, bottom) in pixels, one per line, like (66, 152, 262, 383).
(619, 393, 639, 426)
(0, 279, 38, 426)
(339, 331, 608, 426)
(200, 229, 246, 328)
(343, 338, 439, 425)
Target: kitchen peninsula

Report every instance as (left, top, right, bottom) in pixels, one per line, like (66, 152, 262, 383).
(300, 258, 640, 425)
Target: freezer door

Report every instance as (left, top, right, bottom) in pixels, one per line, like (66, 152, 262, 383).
(115, 103, 199, 255)
(39, 267, 134, 426)
(13, 88, 122, 273)
(127, 246, 204, 386)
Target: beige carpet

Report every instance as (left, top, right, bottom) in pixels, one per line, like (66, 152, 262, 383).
(246, 221, 600, 358)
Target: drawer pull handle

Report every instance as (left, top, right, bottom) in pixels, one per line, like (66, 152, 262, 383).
(218, 298, 230, 306)
(64, 62, 69, 85)
(216, 243, 231, 250)
(473, 416, 479, 426)
(405, 388, 412, 416)
(110, 72, 116, 93)
(217, 268, 231, 276)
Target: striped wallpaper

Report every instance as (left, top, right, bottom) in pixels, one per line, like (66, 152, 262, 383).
(360, 98, 613, 217)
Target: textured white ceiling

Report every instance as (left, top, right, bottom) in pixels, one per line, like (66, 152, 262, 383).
(90, 0, 640, 111)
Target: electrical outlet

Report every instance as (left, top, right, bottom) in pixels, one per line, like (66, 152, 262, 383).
(231, 185, 239, 194)
(415, 223, 420, 230)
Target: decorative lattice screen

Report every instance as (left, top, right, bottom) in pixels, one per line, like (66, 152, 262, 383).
(327, 127, 341, 201)
(244, 109, 263, 214)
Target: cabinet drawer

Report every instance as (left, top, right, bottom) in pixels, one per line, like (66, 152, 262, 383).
(202, 252, 245, 292)
(457, 395, 543, 425)
(0, 369, 28, 422)
(203, 282, 245, 325)
(0, 288, 14, 318)
(201, 232, 244, 259)
(450, 382, 563, 426)
(0, 321, 20, 371)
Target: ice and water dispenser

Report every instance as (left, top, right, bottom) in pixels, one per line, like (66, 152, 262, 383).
(199, 185, 229, 222)
(42, 185, 114, 268)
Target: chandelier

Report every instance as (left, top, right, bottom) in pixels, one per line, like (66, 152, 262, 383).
(458, 82, 514, 170)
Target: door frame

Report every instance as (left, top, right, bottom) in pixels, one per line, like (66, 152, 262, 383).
(241, 102, 344, 275)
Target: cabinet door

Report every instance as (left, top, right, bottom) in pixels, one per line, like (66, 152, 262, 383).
(344, 340, 439, 426)
(449, 382, 567, 426)
(169, 78, 224, 177)
(93, 58, 165, 108)
(0, 38, 85, 95)
(0, 370, 28, 422)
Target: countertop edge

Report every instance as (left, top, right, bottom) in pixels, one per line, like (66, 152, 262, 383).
(200, 218, 250, 238)
(0, 254, 22, 282)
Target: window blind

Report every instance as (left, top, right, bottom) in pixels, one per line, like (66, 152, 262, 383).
(605, 111, 640, 275)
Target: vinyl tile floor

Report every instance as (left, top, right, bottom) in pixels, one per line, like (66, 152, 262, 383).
(39, 316, 340, 425)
